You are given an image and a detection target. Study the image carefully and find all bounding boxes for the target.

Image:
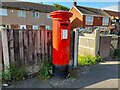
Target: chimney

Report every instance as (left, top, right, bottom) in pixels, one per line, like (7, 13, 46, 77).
(73, 0, 77, 6)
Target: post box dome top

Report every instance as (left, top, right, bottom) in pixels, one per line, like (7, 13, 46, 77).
(50, 10, 73, 20)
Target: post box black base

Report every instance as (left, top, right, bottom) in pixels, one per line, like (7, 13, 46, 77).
(52, 65, 68, 79)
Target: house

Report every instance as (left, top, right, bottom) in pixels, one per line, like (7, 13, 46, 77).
(103, 10, 120, 33)
(70, 2, 111, 32)
(0, 1, 57, 30)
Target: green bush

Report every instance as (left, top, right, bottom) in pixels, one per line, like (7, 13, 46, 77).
(38, 60, 52, 80)
(78, 55, 102, 66)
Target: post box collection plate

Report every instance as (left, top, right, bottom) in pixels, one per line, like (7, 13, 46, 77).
(62, 29, 68, 39)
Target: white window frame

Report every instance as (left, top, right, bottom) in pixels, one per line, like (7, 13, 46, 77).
(19, 25, 26, 29)
(17, 10, 26, 17)
(45, 25, 51, 30)
(33, 25, 39, 30)
(33, 12, 40, 18)
(102, 17, 109, 26)
(85, 16, 93, 25)
(0, 8, 8, 16)
(47, 13, 51, 19)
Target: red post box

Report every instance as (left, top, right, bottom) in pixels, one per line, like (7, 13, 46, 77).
(50, 10, 73, 79)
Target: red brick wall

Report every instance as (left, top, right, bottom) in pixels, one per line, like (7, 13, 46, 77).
(93, 17, 103, 26)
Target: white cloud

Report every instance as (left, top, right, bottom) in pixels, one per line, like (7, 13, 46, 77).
(102, 5, 120, 12)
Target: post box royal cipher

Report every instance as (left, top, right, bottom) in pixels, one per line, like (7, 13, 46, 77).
(50, 10, 73, 79)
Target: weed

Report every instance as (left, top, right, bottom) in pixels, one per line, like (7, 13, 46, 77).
(38, 59, 52, 80)
(78, 55, 102, 66)
(68, 68, 80, 79)
(113, 49, 120, 58)
(2, 64, 26, 83)
(2, 71, 11, 83)
(10, 64, 26, 81)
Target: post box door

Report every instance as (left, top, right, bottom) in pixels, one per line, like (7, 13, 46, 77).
(59, 22, 70, 65)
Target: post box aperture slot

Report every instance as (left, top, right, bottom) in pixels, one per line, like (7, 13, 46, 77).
(60, 23, 68, 26)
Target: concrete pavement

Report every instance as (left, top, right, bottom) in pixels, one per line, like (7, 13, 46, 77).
(2, 60, 120, 89)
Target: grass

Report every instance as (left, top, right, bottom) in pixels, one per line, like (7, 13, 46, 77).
(78, 55, 102, 66)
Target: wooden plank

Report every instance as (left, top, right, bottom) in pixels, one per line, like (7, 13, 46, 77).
(8, 29, 15, 64)
(28, 30, 33, 66)
(44, 30, 48, 60)
(41, 30, 45, 61)
(36, 30, 41, 65)
(34, 30, 37, 65)
(19, 30, 24, 65)
(0, 31, 3, 72)
(1, 28, 10, 71)
(13, 30, 20, 67)
(23, 30, 29, 66)
(47, 31, 52, 60)
(32, 30, 36, 65)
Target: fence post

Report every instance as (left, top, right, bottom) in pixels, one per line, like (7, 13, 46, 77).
(0, 27, 2, 87)
(73, 28, 79, 67)
(94, 28, 100, 56)
(118, 36, 120, 50)
(0, 27, 10, 72)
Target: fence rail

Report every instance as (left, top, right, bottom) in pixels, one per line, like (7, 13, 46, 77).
(0, 28, 52, 74)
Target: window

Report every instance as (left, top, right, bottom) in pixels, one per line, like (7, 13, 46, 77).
(33, 12, 39, 18)
(102, 17, 109, 26)
(0, 8, 7, 16)
(47, 14, 51, 19)
(18, 10, 26, 17)
(33, 25, 39, 30)
(86, 16, 93, 25)
(46, 25, 51, 30)
(19, 25, 26, 29)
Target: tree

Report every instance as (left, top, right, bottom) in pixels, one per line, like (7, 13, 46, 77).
(53, 3, 70, 11)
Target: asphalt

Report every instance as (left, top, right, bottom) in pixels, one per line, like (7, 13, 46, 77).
(2, 60, 120, 89)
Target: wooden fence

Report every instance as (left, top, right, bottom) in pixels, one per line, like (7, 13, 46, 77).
(0, 28, 52, 74)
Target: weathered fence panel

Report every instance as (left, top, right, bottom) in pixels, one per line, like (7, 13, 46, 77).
(100, 35, 112, 58)
(1, 29, 52, 74)
(78, 30, 100, 57)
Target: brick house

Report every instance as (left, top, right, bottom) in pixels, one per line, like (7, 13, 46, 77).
(0, 1, 57, 30)
(103, 10, 120, 33)
(70, 2, 111, 32)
